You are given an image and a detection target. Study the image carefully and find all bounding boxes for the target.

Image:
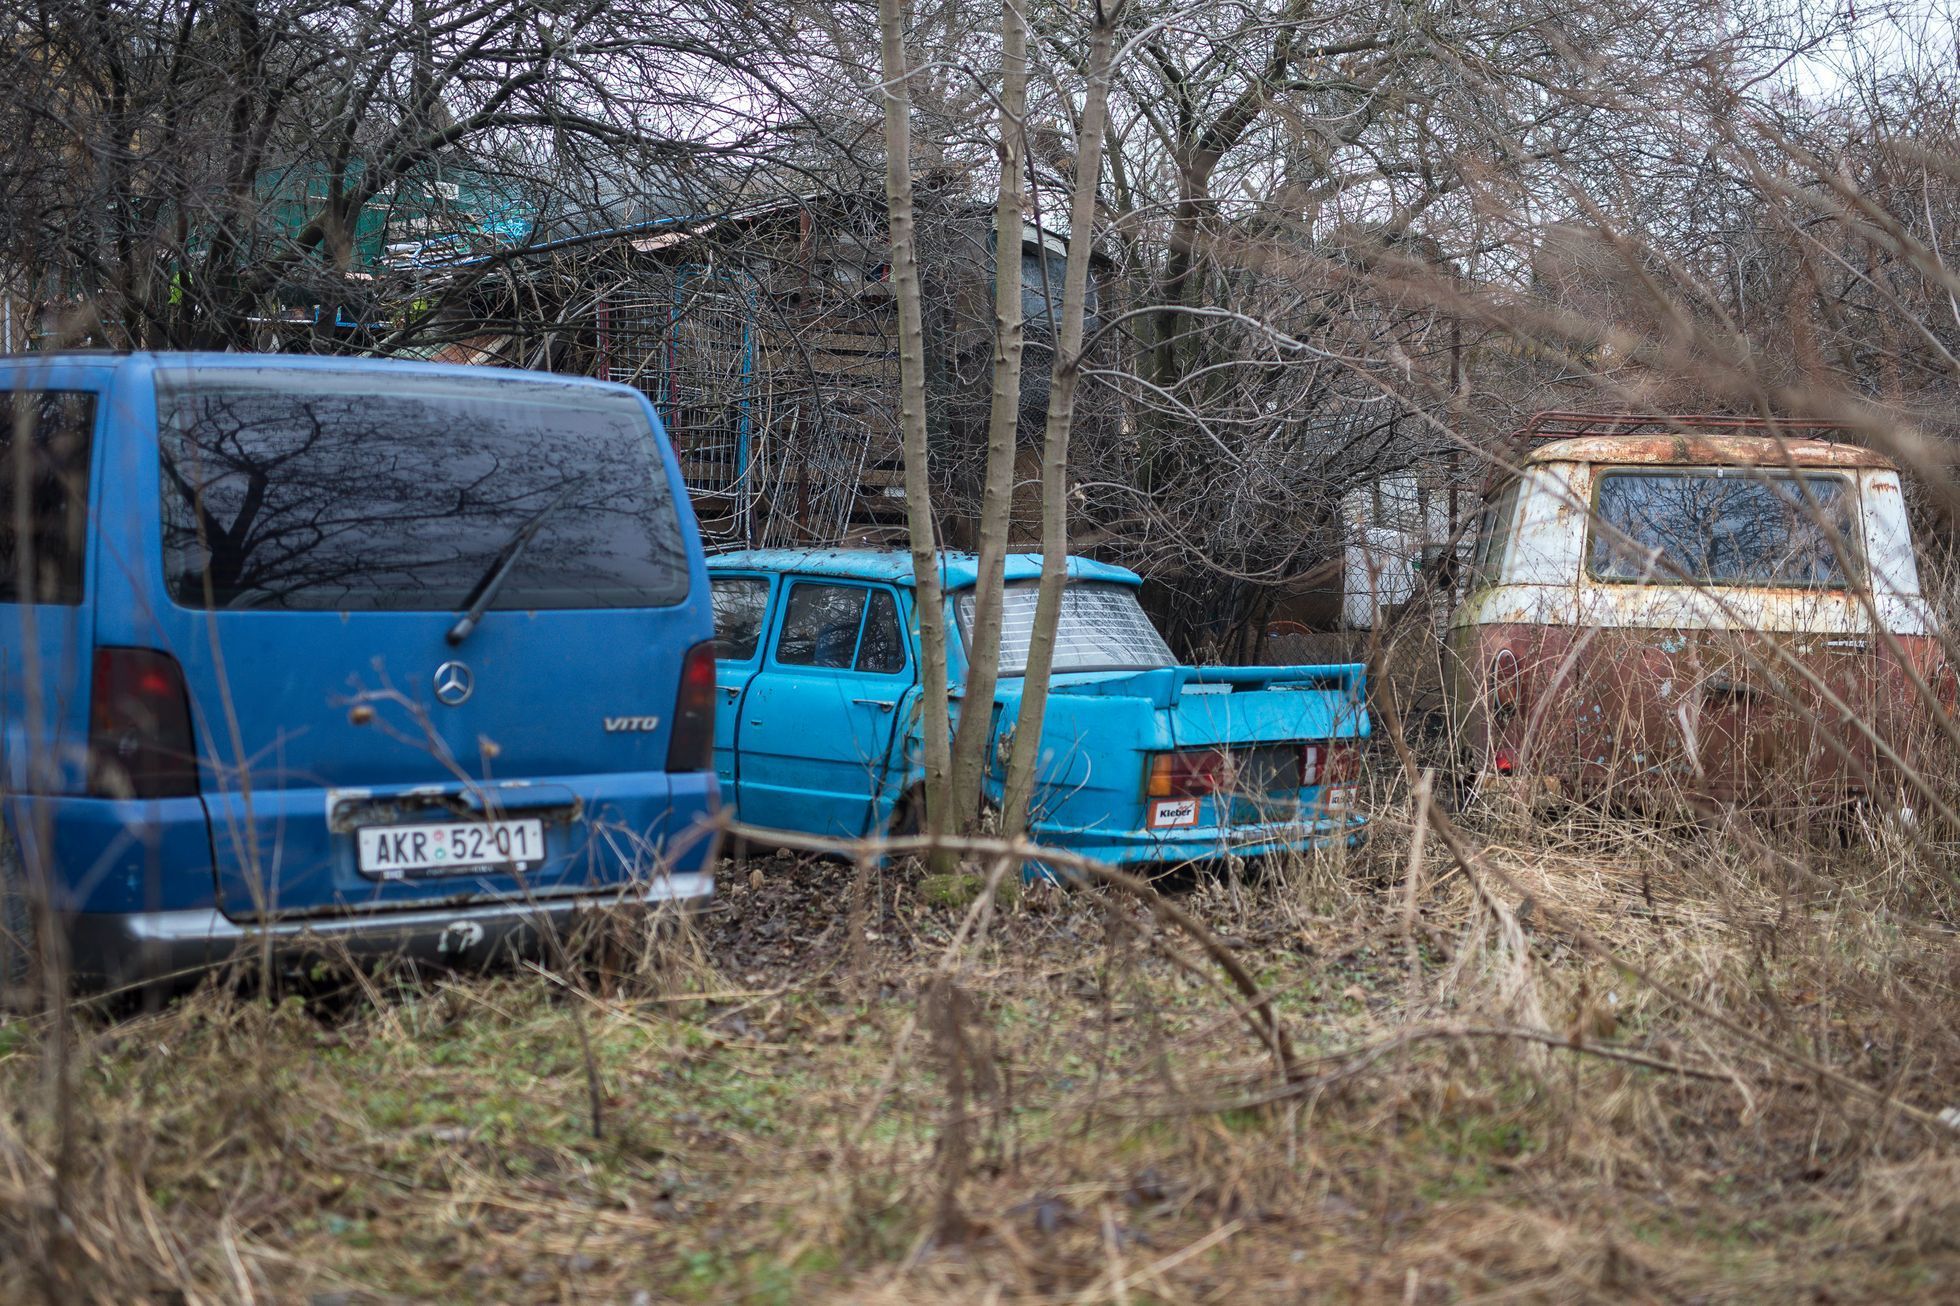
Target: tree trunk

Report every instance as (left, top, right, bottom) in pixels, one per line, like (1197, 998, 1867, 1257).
(1001, 3, 1124, 836)
(877, 0, 955, 863)
(946, 0, 1029, 838)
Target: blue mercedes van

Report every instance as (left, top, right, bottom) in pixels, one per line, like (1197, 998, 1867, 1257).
(0, 353, 718, 992)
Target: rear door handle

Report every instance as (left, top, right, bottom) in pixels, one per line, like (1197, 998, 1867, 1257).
(853, 698, 896, 713)
(719, 686, 741, 699)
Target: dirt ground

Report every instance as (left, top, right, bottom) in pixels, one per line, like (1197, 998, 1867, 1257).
(2, 789, 1957, 1303)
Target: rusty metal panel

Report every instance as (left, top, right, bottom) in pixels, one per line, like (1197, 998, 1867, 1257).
(1447, 432, 1942, 807)
(1863, 470, 1934, 636)
(1458, 620, 1940, 804)
(1506, 466, 1586, 587)
(1526, 435, 1895, 471)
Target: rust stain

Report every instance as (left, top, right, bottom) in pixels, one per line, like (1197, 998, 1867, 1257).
(1584, 584, 1881, 632)
(1452, 415, 1936, 806)
(1453, 618, 1942, 802)
(1525, 434, 1895, 470)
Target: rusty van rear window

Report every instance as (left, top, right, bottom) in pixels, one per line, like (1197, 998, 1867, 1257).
(1587, 469, 1859, 588)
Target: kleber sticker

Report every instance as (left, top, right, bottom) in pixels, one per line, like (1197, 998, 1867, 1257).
(1148, 798, 1200, 829)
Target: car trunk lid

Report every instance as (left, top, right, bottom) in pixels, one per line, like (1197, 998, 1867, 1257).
(1051, 664, 1369, 827)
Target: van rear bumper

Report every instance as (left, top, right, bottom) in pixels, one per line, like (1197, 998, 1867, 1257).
(64, 871, 712, 990)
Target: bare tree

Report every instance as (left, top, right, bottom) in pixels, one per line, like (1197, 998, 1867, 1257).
(0, 0, 795, 351)
(1000, 0, 1127, 834)
(1062, 0, 1767, 649)
(877, 0, 957, 862)
(945, 0, 1030, 839)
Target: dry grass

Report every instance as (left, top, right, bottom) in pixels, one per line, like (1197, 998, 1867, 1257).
(2, 790, 1957, 1303)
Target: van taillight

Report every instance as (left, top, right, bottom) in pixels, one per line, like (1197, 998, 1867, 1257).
(88, 647, 198, 799)
(665, 641, 716, 772)
(1302, 740, 1358, 787)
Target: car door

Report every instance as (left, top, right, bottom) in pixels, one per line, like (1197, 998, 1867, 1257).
(1445, 472, 1584, 771)
(736, 579, 912, 839)
(708, 572, 774, 800)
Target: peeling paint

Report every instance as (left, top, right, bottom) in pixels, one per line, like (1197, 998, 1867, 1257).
(1526, 434, 1897, 471)
(1446, 428, 1942, 801)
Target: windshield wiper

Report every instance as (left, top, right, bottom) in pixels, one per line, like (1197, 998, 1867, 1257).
(446, 479, 581, 647)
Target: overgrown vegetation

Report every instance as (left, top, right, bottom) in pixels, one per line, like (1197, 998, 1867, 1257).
(6, 2, 1960, 1301)
(5, 786, 1956, 1300)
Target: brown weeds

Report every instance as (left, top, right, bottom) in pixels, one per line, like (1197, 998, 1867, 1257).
(1, 797, 1956, 1302)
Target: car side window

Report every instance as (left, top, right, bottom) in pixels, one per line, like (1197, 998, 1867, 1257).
(856, 589, 906, 673)
(1467, 479, 1521, 590)
(0, 390, 95, 605)
(776, 583, 868, 668)
(710, 576, 770, 660)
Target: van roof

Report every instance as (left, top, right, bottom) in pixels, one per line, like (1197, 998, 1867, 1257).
(0, 350, 638, 394)
(1526, 434, 1897, 471)
(707, 548, 1141, 591)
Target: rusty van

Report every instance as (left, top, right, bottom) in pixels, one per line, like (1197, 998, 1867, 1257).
(1445, 413, 1952, 810)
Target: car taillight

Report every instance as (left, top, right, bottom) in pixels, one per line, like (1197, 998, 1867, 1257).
(1301, 740, 1359, 787)
(1145, 749, 1230, 798)
(665, 641, 717, 772)
(88, 647, 198, 799)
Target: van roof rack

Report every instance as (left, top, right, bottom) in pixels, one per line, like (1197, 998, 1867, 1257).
(1514, 411, 1847, 441)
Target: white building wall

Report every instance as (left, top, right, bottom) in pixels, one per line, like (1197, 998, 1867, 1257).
(1342, 472, 1460, 628)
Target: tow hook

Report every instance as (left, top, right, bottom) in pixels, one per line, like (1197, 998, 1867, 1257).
(437, 920, 485, 956)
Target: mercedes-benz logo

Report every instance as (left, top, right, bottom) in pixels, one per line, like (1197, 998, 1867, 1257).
(433, 660, 474, 707)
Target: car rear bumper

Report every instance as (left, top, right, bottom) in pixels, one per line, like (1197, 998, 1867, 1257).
(1031, 813, 1368, 869)
(62, 870, 713, 990)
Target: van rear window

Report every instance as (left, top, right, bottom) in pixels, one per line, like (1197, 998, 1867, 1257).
(157, 368, 688, 611)
(0, 391, 94, 605)
(1589, 470, 1857, 588)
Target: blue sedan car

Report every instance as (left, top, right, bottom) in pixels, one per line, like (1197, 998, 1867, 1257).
(708, 550, 1368, 869)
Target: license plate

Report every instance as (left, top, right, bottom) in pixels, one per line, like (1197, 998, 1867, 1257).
(357, 819, 545, 879)
(1228, 794, 1300, 825)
